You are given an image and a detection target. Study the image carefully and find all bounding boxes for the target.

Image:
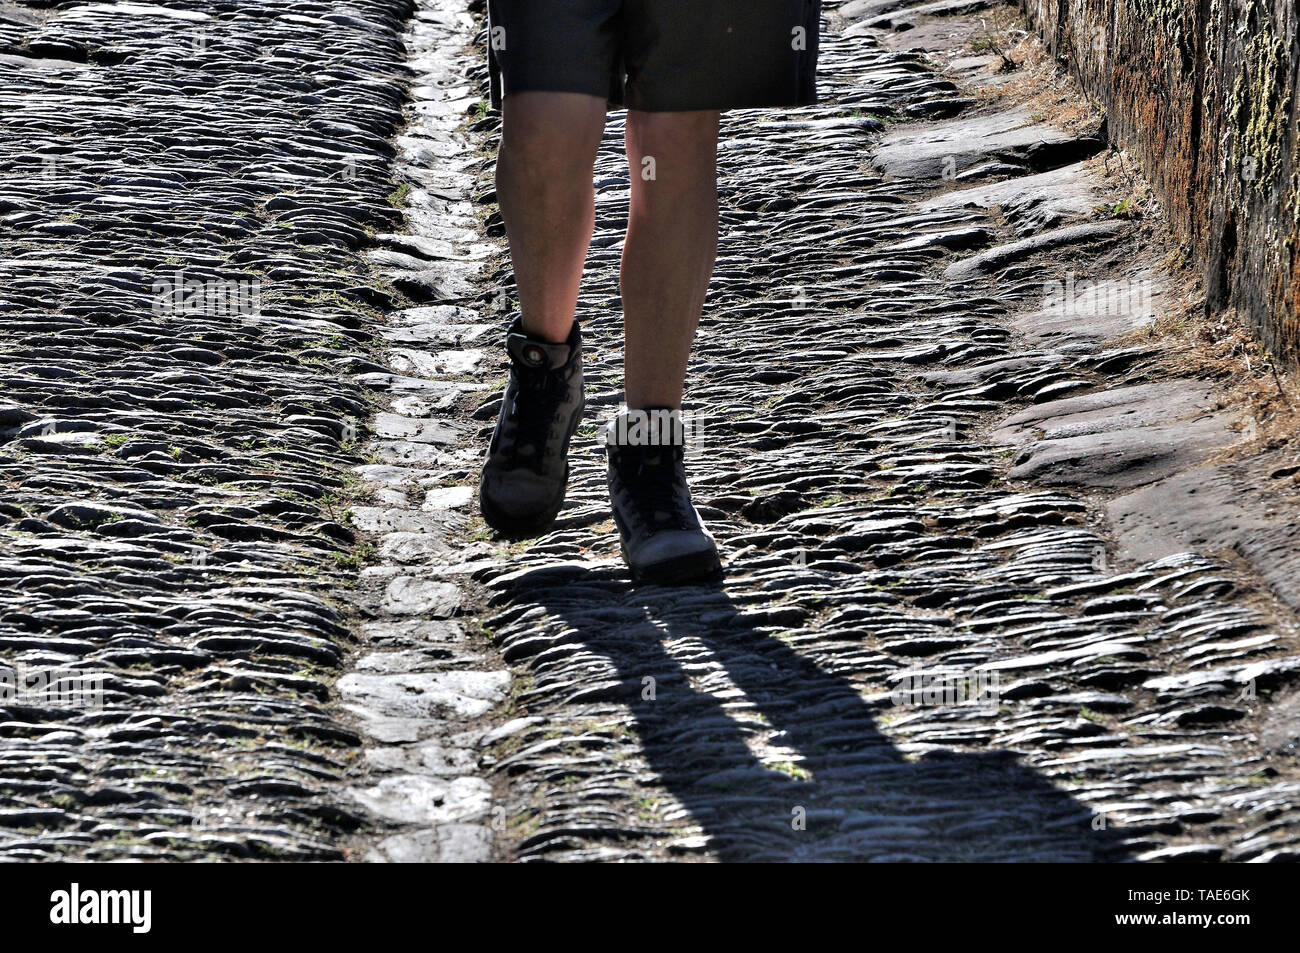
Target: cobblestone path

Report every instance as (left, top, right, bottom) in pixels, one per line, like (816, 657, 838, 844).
(2, 0, 1299, 863)
(0, 0, 414, 860)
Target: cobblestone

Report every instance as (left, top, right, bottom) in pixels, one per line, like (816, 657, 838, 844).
(0, 0, 416, 861)
(455, 1, 1300, 861)
(2, 0, 1298, 864)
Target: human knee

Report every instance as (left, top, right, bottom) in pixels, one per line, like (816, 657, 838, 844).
(626, 112, 719, 198)
(627, 110, 719, 165)
(500, 93, 604, 184)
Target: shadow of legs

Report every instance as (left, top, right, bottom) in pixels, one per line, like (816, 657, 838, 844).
(487, 567, 1132, 861)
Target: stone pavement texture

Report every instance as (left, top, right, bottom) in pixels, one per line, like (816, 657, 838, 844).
(1, 0, 1298, 863)
(0, 0, 414, 860)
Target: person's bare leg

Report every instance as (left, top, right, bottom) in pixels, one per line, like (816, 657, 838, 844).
(621, 109, 721, 408)
(497, 91, 608, 343)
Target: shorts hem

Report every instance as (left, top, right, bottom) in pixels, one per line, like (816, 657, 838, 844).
(491, 81, 618, 112)
(492, 84, 820, 114)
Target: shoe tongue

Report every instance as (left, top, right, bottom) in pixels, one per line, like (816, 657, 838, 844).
(507, 332, 570, 370)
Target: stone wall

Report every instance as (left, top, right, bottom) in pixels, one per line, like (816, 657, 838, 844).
(1019, 0, 1300, 366)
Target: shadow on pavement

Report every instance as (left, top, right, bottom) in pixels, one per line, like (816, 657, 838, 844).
(495, 569, 1133, 862)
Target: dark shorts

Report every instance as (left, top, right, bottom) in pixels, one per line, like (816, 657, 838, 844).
(487, 1, 821, 113)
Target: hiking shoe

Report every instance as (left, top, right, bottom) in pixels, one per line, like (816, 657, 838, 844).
(605, 409, 722, 585)
(479, 317, 584, 537)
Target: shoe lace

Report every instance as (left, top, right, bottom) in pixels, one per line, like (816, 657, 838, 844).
(615, 447, 692, 530)
(503, 364, 569, 473)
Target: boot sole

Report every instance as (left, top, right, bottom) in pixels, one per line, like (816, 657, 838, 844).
(624, 544, 724, 587)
